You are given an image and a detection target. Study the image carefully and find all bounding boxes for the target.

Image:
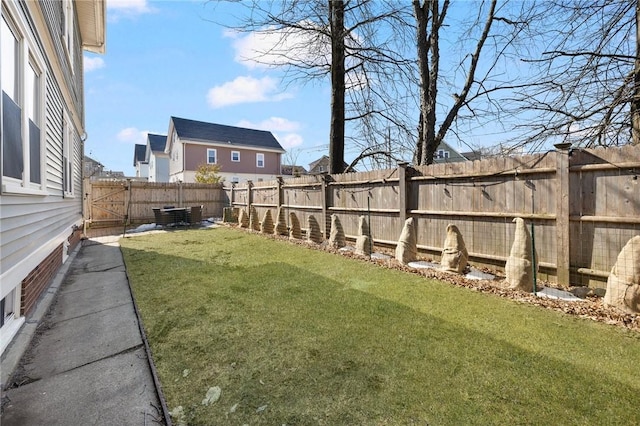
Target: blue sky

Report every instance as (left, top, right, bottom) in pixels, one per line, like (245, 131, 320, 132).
(84, 0, 334, 176)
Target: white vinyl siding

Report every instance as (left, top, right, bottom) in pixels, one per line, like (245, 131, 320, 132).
(1, 0, 85, 322)
(45, 72, 65, 193)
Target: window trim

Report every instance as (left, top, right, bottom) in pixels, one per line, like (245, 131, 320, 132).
(231, 151, 240, 162)
(207, 148, 217, 164)
(1, 7, 46, 196)
(256, 152, 265, 168)
(63, 116, 75, 197)
(62, 0, 75, 75)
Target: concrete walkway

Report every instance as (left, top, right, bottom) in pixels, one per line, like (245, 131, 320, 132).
(1, 236, 167, 425)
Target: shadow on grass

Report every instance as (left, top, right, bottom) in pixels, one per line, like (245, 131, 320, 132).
(121, 236, 640, 426)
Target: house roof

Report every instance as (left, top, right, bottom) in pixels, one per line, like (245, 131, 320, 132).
(308, 155, 329, 171)
(148, 134, 167, 153)
(170, 116, 285, 152)
(83, 155, 103, 167)
(308, 155, 350, 173)
(76, 1, 106, 54)
(434, 141, 468, 162)
(133, 144, 146, 166)
(146, 134, 167, 161)
(281, 164, 308, 175)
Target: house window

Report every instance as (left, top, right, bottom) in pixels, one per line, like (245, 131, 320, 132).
(63, 119, 74, 194)
(26, 59, 41, 184)
(231, 151, 240, 162)
(62, 0, 75, 73)
(207, 148, 217, 164)
(436, 150, 450, 159)
(231, 177, 239, 184)
(256, 153, 265, 168)
(1, 289, 16, 328)
(1, 11, 43, 191)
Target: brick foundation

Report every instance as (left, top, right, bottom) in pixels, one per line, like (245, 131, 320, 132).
(67, 227, 83, 254)
(20, 244, 63, 317)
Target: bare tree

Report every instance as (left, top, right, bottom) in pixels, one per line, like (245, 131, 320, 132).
(212, 1, 549, 169)
(328, 0, 346, 173)
(510, 0, 639, 149)
(412, 0, 538, 164)
(210, 0, 414, 172)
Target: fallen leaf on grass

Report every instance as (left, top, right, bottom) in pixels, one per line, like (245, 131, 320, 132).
(202, 386, 222, 406)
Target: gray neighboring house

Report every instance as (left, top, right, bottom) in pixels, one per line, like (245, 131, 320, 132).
(165, 116, 286, 183)
(308, 155, 351, 174)
(432, 141, 468, 163)
(281, 164, 308, 177)
(146, 133, 169, 182)
(133, 143, 148, 179)
(83, 155, 104, 178)
(308, 155, 330, 174)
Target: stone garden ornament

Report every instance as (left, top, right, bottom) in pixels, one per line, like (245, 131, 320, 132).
(328, 214, 346, 248)
(249, 205, 260, 231)
(307, 215, 323, 244)
(440, 224, 469, 273)
(395, 217, 417, 264)
(289, 212, 301, 239)
(275, 206, 288, 236)
(260, 210, 274, 234)
(604, 235, 640, 314)
(504, 217, 538, 292)
(355, 216, 372, 257)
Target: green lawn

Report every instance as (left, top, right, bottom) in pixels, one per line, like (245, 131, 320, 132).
(120, 227, 640, 425)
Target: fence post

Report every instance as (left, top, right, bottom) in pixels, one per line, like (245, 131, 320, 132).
(230, 182, 235, 207)
(555, 143, 571, 285)
(321, 173, 331, 238)
(247, 180, 253, 209)
(398, 162, 409, 227)
(277, 176, 284, 208)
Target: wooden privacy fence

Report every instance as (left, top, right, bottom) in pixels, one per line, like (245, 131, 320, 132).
(84, 179, 226, 228)
(225, 144, 640, 288)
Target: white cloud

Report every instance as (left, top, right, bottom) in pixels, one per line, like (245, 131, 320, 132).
(277, 133, 304, 149)
(84, 56, 105, 72)
(236, 117, 304, 150)
(226, 24, 371, 91)
(108, 0, 152, 12)
(207, 76, 292, 108)
(107, 0, 156, 21)
(236, 117, 300, 133)
(116, 127, 148, 144)
(225, 25, 330, 70)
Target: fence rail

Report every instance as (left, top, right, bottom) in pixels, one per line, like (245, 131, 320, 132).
(83, 144, 639, 289)
(224, 144, 640, 288)
(84, 180, 226, 228)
